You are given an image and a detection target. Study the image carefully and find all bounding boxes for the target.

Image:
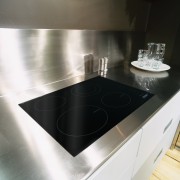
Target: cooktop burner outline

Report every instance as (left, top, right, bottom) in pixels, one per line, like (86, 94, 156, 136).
(71, 83, 101, 97)
(19, 76, 154, 156)
(56, 105, 108, 137)
(101, 92, 131, 108)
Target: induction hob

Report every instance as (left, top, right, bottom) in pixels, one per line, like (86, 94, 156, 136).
(19, 77, 154, 156)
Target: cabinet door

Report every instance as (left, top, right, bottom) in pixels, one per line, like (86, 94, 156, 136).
(132, 115, 179, 180)
(133, 101, 173, 175)
(88, 130, 142, 180)
(133, 91, 180, 177)
(169, 91, 180, 149)
(170, 91, 180, 122)
(119, 163, 135, 180)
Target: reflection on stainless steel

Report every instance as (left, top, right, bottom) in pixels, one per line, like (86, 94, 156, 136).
(98, 57, 109, 77)
(130, 67, 169, 78)
(130, 67, 169, 91)
(115, 126, 126, 138)
(84, 54, 94, 74)
(0, 29, 180, 180)
(0, 29, 101, 97)
(0, 29, 145, 97)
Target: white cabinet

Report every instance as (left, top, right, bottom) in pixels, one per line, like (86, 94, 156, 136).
(132, 112, 179, 180)
(133, 100, 173, 175)
(119, 163, 135, 180)
(133, 91, 180, 179)
(170, 91, 180, 123)
(88, 129, 142, 180)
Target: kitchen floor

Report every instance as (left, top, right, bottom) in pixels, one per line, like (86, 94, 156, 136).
(150, 149, 180, 180)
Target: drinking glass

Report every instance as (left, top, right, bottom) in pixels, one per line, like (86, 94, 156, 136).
(155, 43, 166, 60)
(138, 49, 149, 67)
(152, 43, 165, 69)
(147, 43, 158, 60)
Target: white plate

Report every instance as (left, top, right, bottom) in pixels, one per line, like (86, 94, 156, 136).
(131, 61, 171, 72)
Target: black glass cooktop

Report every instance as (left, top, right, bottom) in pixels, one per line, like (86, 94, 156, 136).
(19, 77, 154, 156)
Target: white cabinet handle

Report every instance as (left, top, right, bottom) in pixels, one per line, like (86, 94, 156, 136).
(154, 149, 163, 164)
(163, 119, 173, 134)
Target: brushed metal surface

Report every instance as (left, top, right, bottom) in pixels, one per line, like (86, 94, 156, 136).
(0, 29, 145, 97)
(0, 29, 180, 180)
(0, 65, 180, 180)
(0, 29, 108, 97)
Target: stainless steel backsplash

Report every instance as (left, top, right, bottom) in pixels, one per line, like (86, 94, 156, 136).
(0, 29, 145, 96)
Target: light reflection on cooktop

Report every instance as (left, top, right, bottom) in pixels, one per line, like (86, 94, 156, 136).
(19, 76, 154, 156)
(34, 96, 66, 111)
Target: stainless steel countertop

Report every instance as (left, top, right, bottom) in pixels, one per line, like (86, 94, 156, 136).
(0, 65, 180, 180)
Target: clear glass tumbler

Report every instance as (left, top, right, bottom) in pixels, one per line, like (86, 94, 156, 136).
(155, 43, 166, 60)
(147, 43, 158, 60)
(138, 49, 149, 67)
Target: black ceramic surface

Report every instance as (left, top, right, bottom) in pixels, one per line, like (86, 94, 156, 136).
(19, 77, 154, 156)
